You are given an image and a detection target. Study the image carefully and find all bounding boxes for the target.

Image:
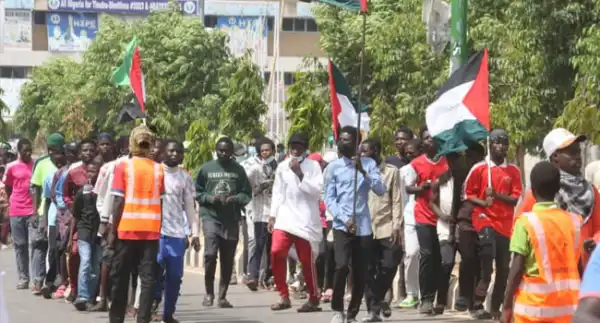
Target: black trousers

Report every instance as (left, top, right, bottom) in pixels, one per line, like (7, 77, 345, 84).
(316, 228, 328, 289)
(203, 231, 238, 300)
(416, 224, 442, 303)
(437, 239, 456, 306)
(44, 226, 60, 287)
(248, 222, 271, 281)
(109, 239, 159, 323)
(331, 230, 372, 319)
(364, 237, 401, 314)
(457, 229, 480, 310)
(474, 227, 510, 312)
(323, 240, 335, 290)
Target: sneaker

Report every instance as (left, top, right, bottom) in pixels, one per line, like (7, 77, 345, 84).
(0, 244, 9, 250)
(66, 292, 76, 303)
(41, 285, 53, 299)
(454, 297, 468, 312)
(471, 309, 492, 320)
(88, 300, 108, 312)
(217, 298, 233, 308)
(162, 316, 180, 323)
(53, 285, 66, 298)
(398, 296, 418, 309)
(330, 311, 345, 323)
(243, 276, 258, 292)
(202, 295, 214, 307)
(433, 304, 445, 315)
(419, 300, 434, 315)
(31, 282, 42, 295)
(74, 299, 88, 311)
(381, 302, 392, 318)
(362, 313, 383, 322)
(16, 281, 28, 290)
(347, 318, 358, 323)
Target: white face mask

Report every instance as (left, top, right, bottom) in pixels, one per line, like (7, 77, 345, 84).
(291, 155, 304, 162)
(263, 156, 275, 164)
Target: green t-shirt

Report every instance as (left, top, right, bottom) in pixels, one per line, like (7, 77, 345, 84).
(30, 156, 57, 216)
(509, 201, 557, 277)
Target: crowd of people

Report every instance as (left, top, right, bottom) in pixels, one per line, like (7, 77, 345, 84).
(1, 122, 600, 323)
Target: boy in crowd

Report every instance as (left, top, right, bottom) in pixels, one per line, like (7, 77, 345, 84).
(504, 161, 580, 323)
(73, 160, 102, 311)
(464, 129, 522, 319)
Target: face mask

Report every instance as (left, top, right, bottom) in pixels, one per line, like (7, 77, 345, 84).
(263, 156, 275, 164)
(291, 155, 304, 163)
(248, 146, 257, 156)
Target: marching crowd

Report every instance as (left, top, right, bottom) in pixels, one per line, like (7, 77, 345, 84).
(1, 122, 600, 323)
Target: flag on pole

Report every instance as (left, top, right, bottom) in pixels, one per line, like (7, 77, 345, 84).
(319, 0, 367, 13)
(425, 48, 490, 156)
(328, 60, 370, 140)
(112, 37, 146, 113)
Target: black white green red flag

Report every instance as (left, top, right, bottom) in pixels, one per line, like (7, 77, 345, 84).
(328, 60, 370, 139)
(112, 37, 146, 113)
(319, 0, 367, 13)
(425, 49, 490, 155)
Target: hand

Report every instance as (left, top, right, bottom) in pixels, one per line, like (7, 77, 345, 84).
(38, 224, 47, 238)
(430, 179, 440, 192)
(212, 195, 227, 204)
(107, 230, 117, 249)
(501, 305, 513, 323)
(391, 229, 403, 246)
(191, 237, 201, 252)
(267, 217, 275, 233)
(185, 237, 190, 250)
(290, 158, 302, 173)
(259, 181, 272, 192)
(98, 223, 107, 236)
(346, 218, 356, 234)
(421, 181, 432, 190)
(485, 187, 495, 198)
(27, 216, 38, 228)
(352, 156, 365, 175)
(485, 196, 494, 207)
(225, 196, 236, 204)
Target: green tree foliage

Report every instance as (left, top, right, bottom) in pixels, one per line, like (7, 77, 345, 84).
(15, 5, 265, 145)
(284, 58, 330, 152)
(0, 89, 11, 138)
(313, 0, 447, 155)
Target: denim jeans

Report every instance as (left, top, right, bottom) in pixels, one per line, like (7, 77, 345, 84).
(10, 215, 31, 283)
(247, 222, 270, 281)
(77, 239, 102, 301)
(29, 217, 48, 284)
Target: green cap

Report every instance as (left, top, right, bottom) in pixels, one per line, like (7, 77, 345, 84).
(47, 133, 65, 148)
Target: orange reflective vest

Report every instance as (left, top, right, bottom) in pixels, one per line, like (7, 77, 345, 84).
(117, 157, 164, 240)
(514, 207, 581, 323)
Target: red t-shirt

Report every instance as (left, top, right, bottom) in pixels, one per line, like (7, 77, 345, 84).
(463, 160, 522, 237)
(410, 155, 448, 226)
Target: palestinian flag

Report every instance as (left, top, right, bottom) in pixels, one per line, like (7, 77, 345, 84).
(425, 49, 490, 156)
(328, 61, 370, 140)
(319, 0, 367, 13)
(112, 37, 146, 113)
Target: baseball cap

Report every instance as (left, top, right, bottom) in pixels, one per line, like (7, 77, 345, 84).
(542, 128, 586, 157)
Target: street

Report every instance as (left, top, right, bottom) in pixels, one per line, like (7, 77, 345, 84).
(0, 250, 487, 323)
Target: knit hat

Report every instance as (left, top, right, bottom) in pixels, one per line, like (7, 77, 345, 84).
(129, 125, 156, 157)
(47, 133, 65, 148)
(288, 132, 309, 147)
(96, 132, 113, 142)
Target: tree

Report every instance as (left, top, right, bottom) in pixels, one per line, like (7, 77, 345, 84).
(0, 88, 11, 138)
(15, 4, 265, 144)
(313, 0, 447, 155)
(284, 57, 330, 152)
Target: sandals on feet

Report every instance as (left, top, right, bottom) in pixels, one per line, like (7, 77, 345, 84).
(296, 301, 322, 313)
(270, 301, 292, 311)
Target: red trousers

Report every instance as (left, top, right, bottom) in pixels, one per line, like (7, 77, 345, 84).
(271, 229, 318, 302)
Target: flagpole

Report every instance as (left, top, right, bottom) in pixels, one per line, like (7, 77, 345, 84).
(351, 13, 367, 224)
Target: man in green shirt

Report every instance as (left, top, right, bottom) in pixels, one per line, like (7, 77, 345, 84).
(30, 132, 65, 295)
(196, 136, 252, 308)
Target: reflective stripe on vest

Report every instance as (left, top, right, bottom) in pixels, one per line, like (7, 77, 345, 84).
(514, 304, 577, 319)
(120, 158, 162, 230)
(518, 279, 580, 294)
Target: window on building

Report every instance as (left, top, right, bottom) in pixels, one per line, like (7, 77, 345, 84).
(282, 18, 294, 31)
(267, 17, 275, 31)
(306, 18, 318, 32)
(33, 11, 46, 25)
(294, 18, 306, 32)
(284, 72, 295, 85)
(263, 71, 271, 84)
(0, 66, 32, 79)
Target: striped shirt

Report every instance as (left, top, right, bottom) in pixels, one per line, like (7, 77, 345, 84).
(162, 165, 198, 238)
(111, 157, 165, 240)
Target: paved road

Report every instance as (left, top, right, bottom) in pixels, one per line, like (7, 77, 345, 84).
(0, 250, 486, 323)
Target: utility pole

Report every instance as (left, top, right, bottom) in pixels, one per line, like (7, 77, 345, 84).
(449, 0, 467, 75)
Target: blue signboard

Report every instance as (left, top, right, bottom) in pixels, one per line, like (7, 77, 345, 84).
(46, 0, 199, 15)
(46, 12, 98, 52)
(4, 0, 34, 9)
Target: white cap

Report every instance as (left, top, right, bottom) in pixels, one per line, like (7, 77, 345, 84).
(543, 128, 586, 157)
(323, 151, 338, 163)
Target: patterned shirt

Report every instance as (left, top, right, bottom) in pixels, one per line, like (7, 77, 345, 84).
(245, 156, 275, 223)
(94, 157, 127, 223)
(162, 165, 198, 238)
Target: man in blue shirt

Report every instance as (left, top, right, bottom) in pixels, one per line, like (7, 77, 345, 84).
(574, 242, 600, 322)
(325, 126, 386, 323)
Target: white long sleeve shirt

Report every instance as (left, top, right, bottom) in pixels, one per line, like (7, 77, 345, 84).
(94, 156, 127, 223)
(270, 158, 324, 244)
(161, 165, 199, 238)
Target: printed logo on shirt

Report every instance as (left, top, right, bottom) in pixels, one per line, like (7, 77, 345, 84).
(207, 172, 239, 179)
(214, 181, 232, 196)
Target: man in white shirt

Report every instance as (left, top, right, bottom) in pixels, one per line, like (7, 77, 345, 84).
(244, 137, 277, 291)
(156, 140, 200, 323)
(268, 132, 323, 313)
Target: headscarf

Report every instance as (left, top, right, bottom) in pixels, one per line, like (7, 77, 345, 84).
(129, 125, 156, 157)
(557, 169, 595, 224)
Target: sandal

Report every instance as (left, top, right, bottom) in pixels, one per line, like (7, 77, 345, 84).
(322, 289, 333, 303)
(296, 301, 322, 313)
(270, 301, 292, 311)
